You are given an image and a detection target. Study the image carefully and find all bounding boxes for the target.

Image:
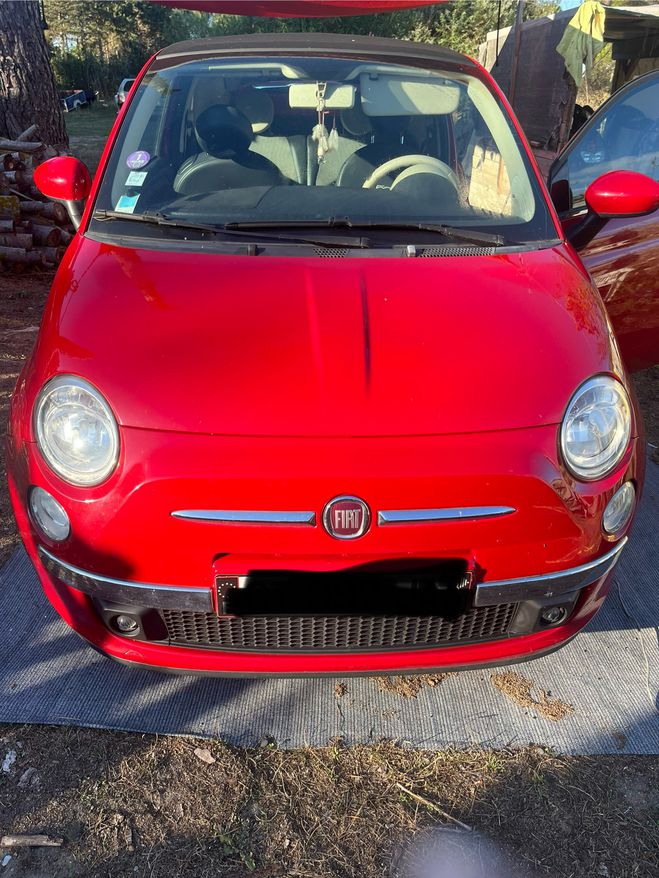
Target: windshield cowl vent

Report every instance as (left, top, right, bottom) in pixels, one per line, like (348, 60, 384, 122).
(419, 246, 496, 257)
(314, 247, 351, 257)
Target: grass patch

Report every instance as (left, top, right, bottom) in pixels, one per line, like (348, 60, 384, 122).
(64, 102, 116, 139)
(65, 102, 117, 174)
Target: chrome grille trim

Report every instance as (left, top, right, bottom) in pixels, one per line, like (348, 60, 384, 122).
(378, 506, 515, 525)
(37, 546, 213, 612)
(171, 510, 316, 525)
(474, 538, 628, 607)
(38, 536, 627, 619)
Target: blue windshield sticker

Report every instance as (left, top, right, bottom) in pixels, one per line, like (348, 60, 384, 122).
(115, 194, 140, 214)
(126, 150, 150, 169)
(126, 170, 147, 187)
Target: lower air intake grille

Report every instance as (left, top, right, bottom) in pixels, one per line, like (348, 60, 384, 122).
(160, 604, 517, 652)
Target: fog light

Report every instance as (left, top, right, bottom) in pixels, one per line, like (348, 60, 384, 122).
(29, 487, 70, 541)
(113, 614, 139, 634)
(540, 606, 567, 625)
(602, 482, 635, 537)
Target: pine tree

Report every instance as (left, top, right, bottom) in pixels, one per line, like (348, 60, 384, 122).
(0, 0, 67, 147)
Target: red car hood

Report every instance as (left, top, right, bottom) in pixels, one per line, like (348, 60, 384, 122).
(37, 239, 615, 437)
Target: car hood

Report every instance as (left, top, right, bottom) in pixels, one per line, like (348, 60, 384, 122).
(36, 238, 617, 437)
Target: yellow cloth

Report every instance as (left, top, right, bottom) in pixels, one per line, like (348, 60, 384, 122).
(556, 0, 606, 86)
(568, 0, 605, 42)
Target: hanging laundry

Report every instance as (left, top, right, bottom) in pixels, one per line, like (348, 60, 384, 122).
(556, 0, 606, 86)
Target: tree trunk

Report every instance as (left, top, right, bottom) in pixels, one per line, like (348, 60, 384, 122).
(0, 1, 68, 148)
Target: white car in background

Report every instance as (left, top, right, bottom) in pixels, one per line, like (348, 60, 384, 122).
(114, 78, 136, 110)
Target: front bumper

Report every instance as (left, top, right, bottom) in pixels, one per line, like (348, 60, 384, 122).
(38, 538, 626, 614)
(7, 422, 640, 675)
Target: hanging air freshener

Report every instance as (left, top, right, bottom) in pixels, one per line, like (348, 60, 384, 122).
(328, 114, 339, 152)
(312, 81, 330, 163)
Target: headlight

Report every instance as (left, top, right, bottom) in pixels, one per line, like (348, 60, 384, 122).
(34, 375, 119, 486)
(560, 375, 631, 481)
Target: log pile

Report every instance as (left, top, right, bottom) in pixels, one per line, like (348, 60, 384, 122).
(0, 126, 74, 273)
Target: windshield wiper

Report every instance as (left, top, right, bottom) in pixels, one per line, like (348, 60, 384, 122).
(93, 210, 371, 248)
(225, 218, 505, 247)
(94, 210, 220, 234)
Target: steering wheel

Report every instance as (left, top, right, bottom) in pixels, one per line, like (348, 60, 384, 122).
(362, 154, 460, 191)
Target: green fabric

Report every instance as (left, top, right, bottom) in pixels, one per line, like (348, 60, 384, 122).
(556, 0, 606, 86)
(557, 26, 604, 86)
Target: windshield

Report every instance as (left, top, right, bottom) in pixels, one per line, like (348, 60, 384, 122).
(92, 54, 555, 245)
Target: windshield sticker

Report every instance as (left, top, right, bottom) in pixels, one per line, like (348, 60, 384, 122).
(126, 150, 150, 169)
(115, 194, 140, 214)
(126, 170, 147, 187)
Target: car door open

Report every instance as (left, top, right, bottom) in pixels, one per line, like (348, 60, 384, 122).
(548, 70, 659, 372)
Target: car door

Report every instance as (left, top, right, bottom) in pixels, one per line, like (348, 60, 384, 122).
(548, 70, 659, 371)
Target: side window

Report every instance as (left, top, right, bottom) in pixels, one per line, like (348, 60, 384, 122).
(552, 75, 659, 212)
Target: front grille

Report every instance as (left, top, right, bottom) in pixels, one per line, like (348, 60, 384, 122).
(160, 604, 517, 652)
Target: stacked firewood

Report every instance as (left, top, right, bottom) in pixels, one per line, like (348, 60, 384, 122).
(0, 126, 74, 273)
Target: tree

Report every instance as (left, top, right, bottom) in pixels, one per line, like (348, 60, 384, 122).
(0, 0, 67, 147)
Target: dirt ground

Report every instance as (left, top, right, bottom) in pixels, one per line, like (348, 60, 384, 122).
(0, 727, 658, 878)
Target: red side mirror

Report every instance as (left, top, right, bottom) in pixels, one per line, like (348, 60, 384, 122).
(585, 170, 659, 219)
(34, 156, 91, 203)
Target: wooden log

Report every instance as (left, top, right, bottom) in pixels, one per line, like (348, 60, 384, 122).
(0, 246, 44, 265)
(43, 246, 66, 264)
(0, 834, 63, 848)
(0, 219, 14, 232)
(59, 229, 73, 245)
(0, 195, 20, 218)
(0, 233, 32, 249)
(16, 124, 38, 142)
(2, 157, 25, 172)
(17, 199, 44, 216)
(49, 203, 69, 224)
(32, 224, 61, 246)
(4, 168, 33, 187)
(0, 139, 44, 153)
(2, 171, 28, 191)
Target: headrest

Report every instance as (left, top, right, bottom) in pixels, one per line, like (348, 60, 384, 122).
(233, 87, 274, 135)
(340, 103, 372, 138)
(195, 105, 253, 157)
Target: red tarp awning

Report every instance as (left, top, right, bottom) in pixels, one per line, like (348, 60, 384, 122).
(156, 1, 441, 17)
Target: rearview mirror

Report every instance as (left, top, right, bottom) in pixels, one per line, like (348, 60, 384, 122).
(33, 156, 92, 229)
(585, 170, 659, 218)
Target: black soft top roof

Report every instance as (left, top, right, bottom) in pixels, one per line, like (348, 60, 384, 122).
(153, 31, 477, 73)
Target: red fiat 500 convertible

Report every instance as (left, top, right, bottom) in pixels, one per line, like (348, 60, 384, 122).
(7, 34, 659, 675)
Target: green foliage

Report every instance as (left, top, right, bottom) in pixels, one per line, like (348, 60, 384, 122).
(45, 0, 211, 95)
(44, 0, 559, 98)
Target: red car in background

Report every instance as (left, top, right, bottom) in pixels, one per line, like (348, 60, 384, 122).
(7, 33, 659, 675)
